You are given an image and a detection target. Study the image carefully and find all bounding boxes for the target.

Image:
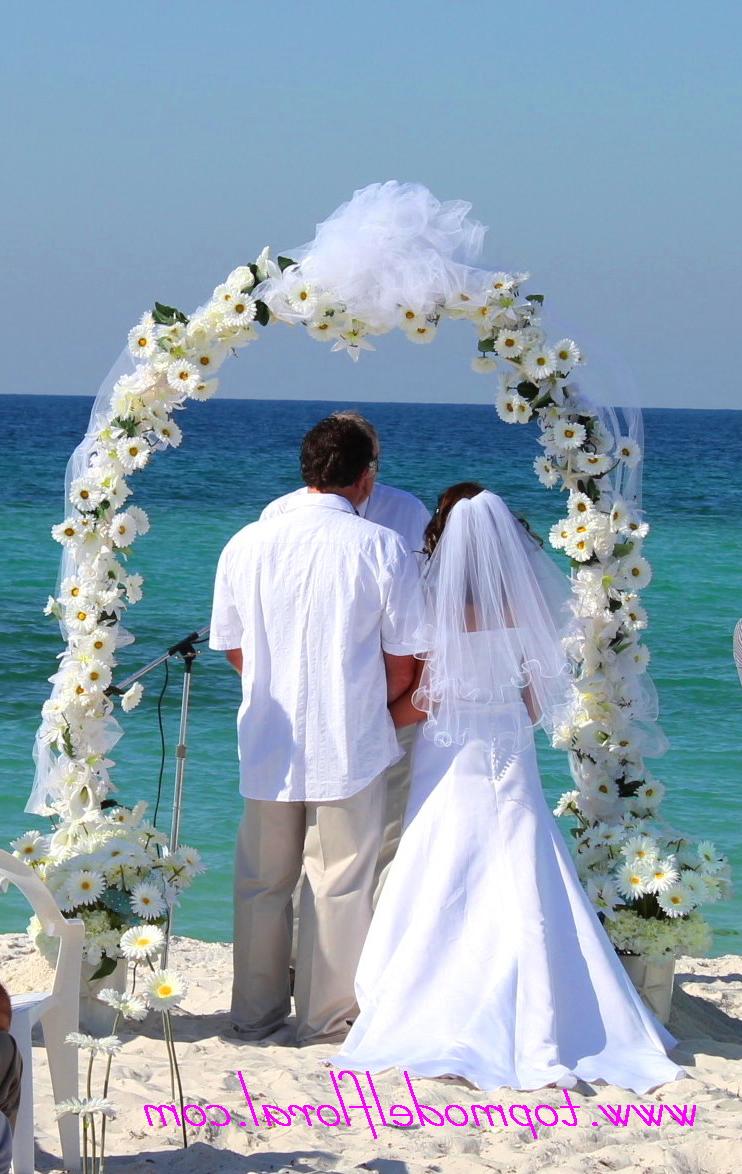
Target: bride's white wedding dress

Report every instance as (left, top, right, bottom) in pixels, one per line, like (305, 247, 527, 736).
(332, 631, 685, 1095)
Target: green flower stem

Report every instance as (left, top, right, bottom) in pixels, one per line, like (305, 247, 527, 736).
(163, 1010, 188, 1149)
(99, 1010, 122, 1173)
(85, 1051, 97, 1171)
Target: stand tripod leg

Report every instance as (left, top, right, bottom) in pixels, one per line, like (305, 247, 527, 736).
(163, 655, 194, 968)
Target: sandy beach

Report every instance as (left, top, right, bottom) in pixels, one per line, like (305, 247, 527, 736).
(2, 933, 741, 1173)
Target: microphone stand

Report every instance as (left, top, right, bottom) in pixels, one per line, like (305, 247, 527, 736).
(108, 624, 210, 966)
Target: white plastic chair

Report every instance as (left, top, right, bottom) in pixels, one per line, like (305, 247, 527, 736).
(0, 849, 83, 1174)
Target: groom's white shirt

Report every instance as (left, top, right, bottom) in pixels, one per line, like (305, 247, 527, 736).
(261, 481, 431, 555)
(209, 493, 424, 803)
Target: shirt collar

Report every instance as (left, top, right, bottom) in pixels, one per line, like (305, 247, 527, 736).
(290, 492, 358, 516)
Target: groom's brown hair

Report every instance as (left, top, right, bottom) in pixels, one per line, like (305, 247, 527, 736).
(300, 415, 375, 490)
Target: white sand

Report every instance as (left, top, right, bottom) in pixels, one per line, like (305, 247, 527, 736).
(2, 932, 741, 1173)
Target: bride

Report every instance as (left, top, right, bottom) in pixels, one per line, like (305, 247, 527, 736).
(331, 483, 685, 1094)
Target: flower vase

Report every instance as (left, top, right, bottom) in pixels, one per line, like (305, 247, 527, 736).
(619, 952, 675, 1025)
(79, 957, 129, 1035)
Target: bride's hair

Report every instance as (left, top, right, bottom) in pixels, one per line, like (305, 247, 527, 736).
(424, 482, 484, 557)
(424, 482, 544, 557)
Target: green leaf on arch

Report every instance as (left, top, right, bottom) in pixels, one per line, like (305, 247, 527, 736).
(152, 302, 189, 326)
(254, 300, 270, 327)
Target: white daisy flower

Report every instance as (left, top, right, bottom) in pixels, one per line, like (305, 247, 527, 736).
(624, 513, 650, 539)
(618, 554, 652, 590)
(82, 627, 117, 659)
(554, 338, 581, 371)
(124, 573, 144, 604)
(306, 316, 339, 342)
(549, 519, 573, 550)
(552, 419, 587, 450)
(116, 436, 150, 472)
(52, 518, 82, 547)
(399, 306, 429, 328)
(568, 490, 594, 519)
(171, 845, 205, 877)
(55, 1096, 117, 1120)
(405, 321, 438, 344)
(97, 989, 148, 1021)
(11, 830, 47, 862)
(287, 283, 318, 316)
(69, 478, 103, 512)
(153, 419, 183, 448)
(212, 282, 237, 308)
(490, 271, 515, 293)
(621, 834, 658, 866)
(645, 858, 679, 894)
(553, 790, 580, 817)
(130, 881, 167, 920)
(587, 877, 620, 916)
(65, 605, 99, 635)
(495, 389, 529, 424)
(495, 328, 525, 358)
(190, 378, 219, 401)
(565, 531, 595, 562)
(190, 344, 227, 375)
(658, 883, 693, 917)
(697, 841, 724, 873)
(617, 436, 642, 467)
(127, 320, 157, 360)
(534, 455, 560, 488)
(144, 969, 187, 1010)
(618, 598, 648, 631)
(616, 861, 651, 900)
(120, 924, 165, 961)
(576, 451, 613, 475)
(680, 871, 708, 903)
(121, 681, 144, 712)
(522, 346, 556, 381)
(109, 511, 137, 548)
(81, 660, 112, 693)
(67, 869, 106, 906)
(609, 498, 630, 532)
(166, 360, 200, 396)
(222, 294, 257, 328)
(635, 778, 665, 808)
(126, 505, 150, 535)
(65, 1032, 122, 1055)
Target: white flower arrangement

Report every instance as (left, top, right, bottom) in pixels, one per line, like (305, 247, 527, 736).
(15, 801, 201, 977)
(24, 252, 731, 967)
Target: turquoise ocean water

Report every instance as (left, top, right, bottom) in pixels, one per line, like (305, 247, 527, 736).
(1, 395, 740, 954)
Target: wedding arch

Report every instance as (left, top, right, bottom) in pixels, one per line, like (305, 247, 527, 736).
(17, 181, 729, 972)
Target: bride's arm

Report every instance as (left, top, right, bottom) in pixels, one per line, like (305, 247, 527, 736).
(389, 657, 427, 728)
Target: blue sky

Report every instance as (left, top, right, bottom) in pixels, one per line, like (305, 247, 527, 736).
(2, 0, 740, 407)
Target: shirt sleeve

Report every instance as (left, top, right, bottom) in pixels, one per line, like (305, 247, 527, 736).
(380, 540, 427, 656)
(209, 545, 243, 651)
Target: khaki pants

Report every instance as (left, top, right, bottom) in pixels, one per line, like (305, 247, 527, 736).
(289, 723, 417, 960)
(232, 778, 385, 1046)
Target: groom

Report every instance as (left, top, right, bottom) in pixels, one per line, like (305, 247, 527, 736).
(210, 414, 424, 1045)
(261, 410, 431, 904)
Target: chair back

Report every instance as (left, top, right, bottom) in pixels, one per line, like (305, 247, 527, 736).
(0, 848, 85, 998)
